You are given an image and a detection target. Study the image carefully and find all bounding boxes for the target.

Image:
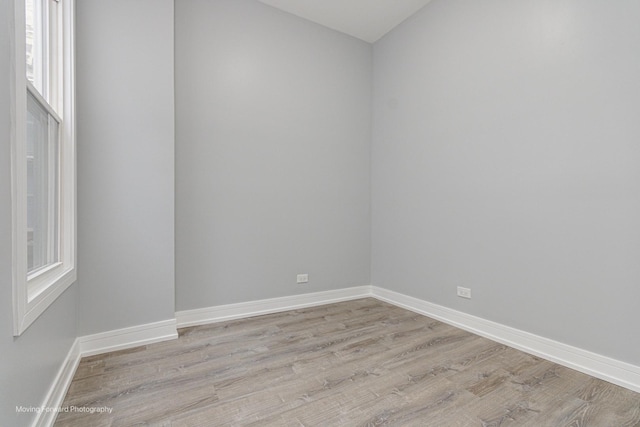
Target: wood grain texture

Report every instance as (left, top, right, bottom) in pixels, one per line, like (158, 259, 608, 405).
(55, 299, 640, 426)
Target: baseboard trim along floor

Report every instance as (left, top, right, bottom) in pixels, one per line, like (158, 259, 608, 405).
(37, 284, 640, 426)
(78, 318, 179, 358)
(370, 286, 640, 394)
(33, 339, 81, 427)
(175, 286, 372, 328)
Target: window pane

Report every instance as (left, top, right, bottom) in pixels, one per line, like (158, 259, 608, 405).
(26, 91, 59, 273)
(25, 0, 46, 96)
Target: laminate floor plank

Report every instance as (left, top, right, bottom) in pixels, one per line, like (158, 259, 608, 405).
(55, 298, 640, 426)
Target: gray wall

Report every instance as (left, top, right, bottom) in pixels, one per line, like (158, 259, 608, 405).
(0, 0, 78, 425)
(76, 0, 176, 334)
(372, 0, 640, 365)
(175, 0, 372, 310)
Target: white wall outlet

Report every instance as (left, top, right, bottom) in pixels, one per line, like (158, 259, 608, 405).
(297, 274, 309, 284)
(457, 286, 471, 299)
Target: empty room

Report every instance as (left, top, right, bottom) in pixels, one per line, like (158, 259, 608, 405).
(1, 0, 639, 425)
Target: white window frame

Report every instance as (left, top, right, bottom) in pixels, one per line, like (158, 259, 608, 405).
(12, 0, 76, 336)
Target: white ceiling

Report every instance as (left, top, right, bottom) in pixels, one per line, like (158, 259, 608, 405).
(257, 0, 433, 43)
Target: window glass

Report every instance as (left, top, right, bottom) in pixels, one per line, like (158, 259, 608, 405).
(26, 91, 59, 274)
(25, 0, 46, 96)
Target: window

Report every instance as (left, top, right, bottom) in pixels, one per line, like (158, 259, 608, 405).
(12, 0, 75, 336)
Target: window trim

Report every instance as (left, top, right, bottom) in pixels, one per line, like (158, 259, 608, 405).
(12, 0, 76, 336)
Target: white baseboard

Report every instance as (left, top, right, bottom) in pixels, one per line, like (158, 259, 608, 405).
(370, 286, 640, 394)
(176, 286, 372, 328)
(33, 338, 81, 427)
(36, 284, 639, 427)
(175, 285, 640, 393)
(79, 319, 178, 357)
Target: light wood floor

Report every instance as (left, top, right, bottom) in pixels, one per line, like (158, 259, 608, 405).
(55, 298, 640, 426)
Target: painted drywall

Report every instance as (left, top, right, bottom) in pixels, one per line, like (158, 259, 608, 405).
(175, 0, 372, 310)
(76, 0, 175, 335)
(0, 1, 78, 425)
(372, 0, 640, 365)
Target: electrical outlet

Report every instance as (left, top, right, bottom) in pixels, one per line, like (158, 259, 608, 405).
(297, 274, 309, 284)
(457, 286, 471, 299)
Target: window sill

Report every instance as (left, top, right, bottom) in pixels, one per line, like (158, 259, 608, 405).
(14, 267, 76, 336)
